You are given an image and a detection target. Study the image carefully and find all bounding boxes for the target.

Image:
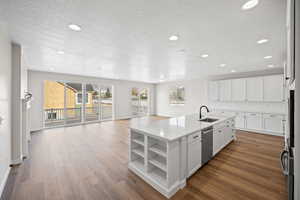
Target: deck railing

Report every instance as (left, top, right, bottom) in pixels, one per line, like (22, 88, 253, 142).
(44, 105, 113, 126)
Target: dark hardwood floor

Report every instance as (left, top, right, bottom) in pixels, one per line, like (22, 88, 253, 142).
(1, 117, 287, 200)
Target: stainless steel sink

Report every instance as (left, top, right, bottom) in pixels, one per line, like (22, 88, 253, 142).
(199, 118, 219, 123)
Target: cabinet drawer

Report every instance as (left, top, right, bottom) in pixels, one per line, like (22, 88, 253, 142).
(214, 121, 226, 130)
(188, 132, 201, 143)
(263, 113, 284, 119)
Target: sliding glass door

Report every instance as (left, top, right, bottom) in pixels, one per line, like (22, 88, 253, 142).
(85, 84, 100, 122)
(43, 81, 114, 128)
(43, 80, 65, 128)
(65, 82, 83, 125)
(131, 88, 149, 117)
(100, 86, 113, 120)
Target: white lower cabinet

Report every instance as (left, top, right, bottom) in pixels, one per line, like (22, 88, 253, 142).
(215, 109, 286, 136)
(213, 128, 224, 155)
(262, 114, 285, 135)
(245, 112, 262, 130)
(235, 112, 245, 129)
(213, 119, 235, 156)
(188, 132, 202, 177)
(224, 125, 233, 144)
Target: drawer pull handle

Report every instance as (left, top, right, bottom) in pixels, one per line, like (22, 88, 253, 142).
(193, 135, 199, 139)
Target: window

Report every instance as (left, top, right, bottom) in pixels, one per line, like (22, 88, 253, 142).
(169, 86, 185, 105)
(76, 93, 90, 104)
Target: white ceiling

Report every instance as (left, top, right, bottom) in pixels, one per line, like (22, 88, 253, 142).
(1, 0, 286, 83)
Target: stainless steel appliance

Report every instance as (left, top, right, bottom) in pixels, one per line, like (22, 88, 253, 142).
(281, 89, 295, 200)
(201, 126, 213, 165)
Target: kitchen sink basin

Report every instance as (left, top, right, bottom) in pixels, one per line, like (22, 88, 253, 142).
(199, 118, 219, 123)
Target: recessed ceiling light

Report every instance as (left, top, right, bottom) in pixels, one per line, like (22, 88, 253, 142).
(68, 24, 82, 31)
(219, 64, 226, 67)
(257, 39, 268, 44)
(267, 64, 275, 68)
(264, 55, 272, 59)
(231, 69, 236, 73)
(242, 0, 259, 10)
(50, 67, 54, 71)
(57, 51, 65, 55)
(160, 74, 165, 79)
(169, 35, 179, 41)
(201, 54, 209, 58)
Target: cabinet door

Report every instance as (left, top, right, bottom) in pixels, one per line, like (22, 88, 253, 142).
(246, 77, 263, 101)
(219, 80, 231, 101)
(224, 125, 233, 145)
(263, 75, 284, 102)
(245, 113, 262, 130)
(263, 114, 284, 135)
(231, 79, 246, 101)
(188, 139, 202, 176)
(208, 81, 219, 101)
(213, 129, 224, 155)
(235, 112, 245, 129)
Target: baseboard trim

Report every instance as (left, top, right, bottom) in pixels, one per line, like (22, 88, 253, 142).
(10, 158, 22, 165)
(155, 113, 174, 118)
(0, 167, 11, 198)
(236, 128, 284, 137)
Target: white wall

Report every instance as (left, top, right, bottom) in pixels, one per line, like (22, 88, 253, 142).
(156, 69, 286, 117)
(156, 79, 208, 117)
(0, 22, 12, 196)
(28, 70, 156, 131)
(11, 43, 22, 164)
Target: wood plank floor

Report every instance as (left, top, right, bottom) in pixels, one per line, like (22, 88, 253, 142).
(1, 117, 287, 200)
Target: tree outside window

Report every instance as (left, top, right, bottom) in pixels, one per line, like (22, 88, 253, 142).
(169, 86, 185, 105)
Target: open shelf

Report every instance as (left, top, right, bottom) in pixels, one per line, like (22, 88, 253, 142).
(149, 155, 167, 172)
(132, 138, 144, 146)
(149, 144, 167, 157)
(132, 132, 145, 146)
(148, 166, 167, 187)
(131, 157, 145, 172)
(132, 146, 145, 158)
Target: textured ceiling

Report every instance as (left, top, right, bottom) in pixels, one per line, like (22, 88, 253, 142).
(1, 0, 287, 83)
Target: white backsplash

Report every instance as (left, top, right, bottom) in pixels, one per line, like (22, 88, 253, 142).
(209, 101, 287, 114)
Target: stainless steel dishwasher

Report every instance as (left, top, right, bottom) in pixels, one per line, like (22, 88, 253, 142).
(201, 126, 213, 165)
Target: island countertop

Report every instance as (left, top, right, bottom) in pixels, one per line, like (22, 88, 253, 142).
(130, 113, 235, 141)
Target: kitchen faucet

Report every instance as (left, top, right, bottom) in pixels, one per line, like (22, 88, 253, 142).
(199, 105, 209, 119)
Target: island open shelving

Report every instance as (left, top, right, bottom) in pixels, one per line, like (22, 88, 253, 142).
(129, 130, 181, 198)
(128, 114, 236, 199)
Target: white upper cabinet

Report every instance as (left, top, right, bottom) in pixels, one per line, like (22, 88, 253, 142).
(231, 79, 246, 101)
(208, 81, 219, 101)
(208, 75, 286, 103)
(246, 77, 263, 102)
(263, 75, 284, 102)
(219, 80, 231, 102)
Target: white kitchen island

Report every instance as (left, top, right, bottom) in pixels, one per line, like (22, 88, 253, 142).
(128, 113, 236, 198)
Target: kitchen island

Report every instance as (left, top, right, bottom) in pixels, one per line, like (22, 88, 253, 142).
(128, 113, 236, 198)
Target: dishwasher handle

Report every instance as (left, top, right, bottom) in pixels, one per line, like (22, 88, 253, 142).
(202, 129, 213, 135)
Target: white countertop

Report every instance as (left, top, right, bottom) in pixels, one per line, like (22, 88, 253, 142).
(130, 113, 235, 141)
